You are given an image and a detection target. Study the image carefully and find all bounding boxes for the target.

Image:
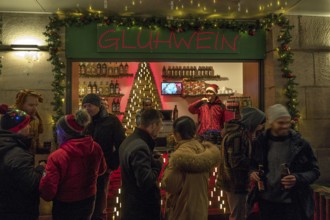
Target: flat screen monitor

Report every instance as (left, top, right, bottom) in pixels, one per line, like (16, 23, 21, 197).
(161, 82, 182, 95)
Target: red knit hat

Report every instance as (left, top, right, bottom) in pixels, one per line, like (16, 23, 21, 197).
(56, 110, 91, 136)
(206, 84, 219, 94)
(0, 104, 31, 133)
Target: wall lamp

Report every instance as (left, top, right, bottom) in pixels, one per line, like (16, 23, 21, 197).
(0, 44, 48, 51)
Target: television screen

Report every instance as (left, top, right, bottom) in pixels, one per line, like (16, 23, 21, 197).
(161, 82, 182, 95)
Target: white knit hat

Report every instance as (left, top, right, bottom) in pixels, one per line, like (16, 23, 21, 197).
(267, 104, 291, 124)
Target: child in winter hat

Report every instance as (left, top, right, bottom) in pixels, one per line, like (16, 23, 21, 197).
(0, 104, 31, 133)
(56, 109, 91, 145)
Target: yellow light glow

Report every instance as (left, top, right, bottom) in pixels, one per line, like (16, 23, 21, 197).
(277, 0, 281, 6)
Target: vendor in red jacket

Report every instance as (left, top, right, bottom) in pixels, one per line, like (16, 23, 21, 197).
(39, 110, 107, 220)
(188, 84, 225, 136)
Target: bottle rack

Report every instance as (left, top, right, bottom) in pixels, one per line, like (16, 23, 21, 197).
(79, 62, 131, 77)
(162, 65, 217, 78)
(80, 73, 134, 78)
(182, 93, 235, 98)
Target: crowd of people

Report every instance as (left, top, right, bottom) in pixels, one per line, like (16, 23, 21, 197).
(0, 88, 320, 220)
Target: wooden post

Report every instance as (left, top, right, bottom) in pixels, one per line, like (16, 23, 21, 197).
(315, 191, 320, 220)
(320, 193, 326, 220)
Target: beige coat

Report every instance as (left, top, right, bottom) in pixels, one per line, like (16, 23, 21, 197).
(161, 139, 220, 220)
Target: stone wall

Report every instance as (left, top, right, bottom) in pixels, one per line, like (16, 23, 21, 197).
(0, 13, 55, 146)
(265, 15, 330, 184)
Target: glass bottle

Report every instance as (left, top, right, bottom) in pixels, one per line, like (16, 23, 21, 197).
(101, 63, 107, 76)
(280, 163, 291, 190)
(173, 105, 178, 121)
(115, 80, 119, 94)
(109, 80, 114, 95)
(257, 164, 266, 192)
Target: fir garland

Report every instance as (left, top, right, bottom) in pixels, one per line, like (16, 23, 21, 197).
(44, 12, 300, 130)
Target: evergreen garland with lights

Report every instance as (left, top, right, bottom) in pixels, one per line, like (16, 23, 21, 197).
(44, 12, 300, 130)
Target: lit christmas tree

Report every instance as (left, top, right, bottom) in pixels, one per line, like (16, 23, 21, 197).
(122, 62, 162, 134)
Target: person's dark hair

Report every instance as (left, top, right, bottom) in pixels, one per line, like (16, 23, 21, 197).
(173, 116, 196, 140)
(140, 109, 162, 128)
(142, 98, 152, 105)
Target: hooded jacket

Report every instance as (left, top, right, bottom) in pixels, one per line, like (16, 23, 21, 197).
(84, 106, 126, 170)
(0, 130, 44, 219)
(39, 136, 107, 202)
(161, 139, 220, 220)
(216, 120, 251, 193)
(188, 97, 225, 135)
(248, 129, 320, 219)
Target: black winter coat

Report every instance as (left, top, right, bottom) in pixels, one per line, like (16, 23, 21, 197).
(84, 106, 126, 170)
(119, 128, 162, 220)
(0, 130, 44, 220)
(248, 129, 320, 219)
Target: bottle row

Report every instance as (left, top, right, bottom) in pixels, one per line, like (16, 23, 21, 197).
(79, 62, 129, 77)
(162, 66, 217, 78)
(109, 98, 121, 113)
(79, 80, 121, 96)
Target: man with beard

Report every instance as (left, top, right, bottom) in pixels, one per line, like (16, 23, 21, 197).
(249, 104, 320, 220)
(14, 89, 43, 154)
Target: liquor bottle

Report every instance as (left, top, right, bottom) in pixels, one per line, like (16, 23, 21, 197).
(280, 163, 291, 190)
(86, 63, 92, 76)
(92, 81, 98, 94)
(162, 66, 167, 76)
(79, 62, 86, 76)
(119, 62, 124, 74)
(116, 98, 120, 112)
(109, 80, 115, 94)
(114, 62, 119, 75)
(115, 80, 119, 94)
(257, 165, 266, 192)
(112, 99, 116, 113)
(96, 62, 102, 76)
(168, 66, 172, 77)
(173, 105, 178, 121)
(91, 63, 97, 76)
(108, 63, 113, 76)
(98, 81, 104, 95)
(80, 81, 86, 96)
(124, 62, 129, 74)
(87, 81, 92, 94)
(210, 66, 215, 76)
(101, 63, 107, 76)
(104, 82, 110, 95)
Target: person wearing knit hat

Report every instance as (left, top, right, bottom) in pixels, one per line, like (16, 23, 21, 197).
(82, 93, 126, 219)
(216, 107, 265, 220)
(249, 104, 320, 220)
(267, 104, 291, 124)
(188, 83, 225, 138)
(39, 109, 107, 219)
(0, 104, 45, 219)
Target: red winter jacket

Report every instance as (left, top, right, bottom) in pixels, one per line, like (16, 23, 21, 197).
(39, 136, 107, 202)
(188, 97, 225, 135)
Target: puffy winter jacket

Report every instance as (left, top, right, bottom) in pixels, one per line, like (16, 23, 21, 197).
(39, 136, 107, 202)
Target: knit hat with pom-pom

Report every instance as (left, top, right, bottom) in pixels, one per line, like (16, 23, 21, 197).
(56, 109, 91, 136)
(0, 104, 31, 133)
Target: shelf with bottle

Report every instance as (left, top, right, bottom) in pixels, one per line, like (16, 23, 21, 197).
(161, 65, 227, 81)
(78, 62, 133, 78)
(79, 80, 123, 98)
(181, 93, 235, 98)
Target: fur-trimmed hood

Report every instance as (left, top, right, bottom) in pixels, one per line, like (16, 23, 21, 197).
(170, 139, 220, 173)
